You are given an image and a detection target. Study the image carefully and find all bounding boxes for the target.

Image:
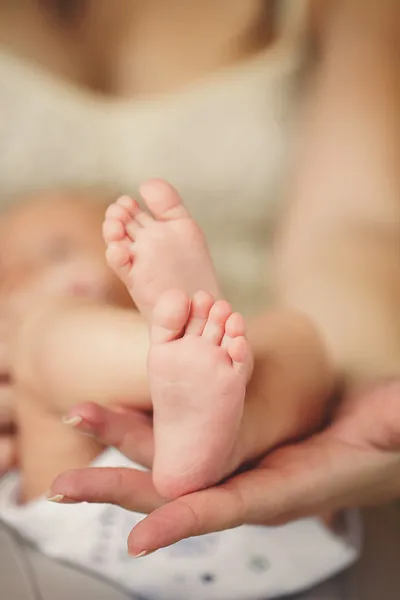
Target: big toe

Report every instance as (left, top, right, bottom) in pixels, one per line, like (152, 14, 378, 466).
(140, 179, 189, 221)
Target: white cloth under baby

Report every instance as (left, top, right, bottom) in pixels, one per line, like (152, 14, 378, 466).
(0, 448, 361, 600)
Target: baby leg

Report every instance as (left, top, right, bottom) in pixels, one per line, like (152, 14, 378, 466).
(16, 389, 101, 502)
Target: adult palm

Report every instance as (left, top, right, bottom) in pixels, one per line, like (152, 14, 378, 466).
(50, 380, 400, 556)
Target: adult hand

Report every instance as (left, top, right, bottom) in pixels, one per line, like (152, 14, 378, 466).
(0, 309, 17, 473)
(0, 386, 17, 472)
(50, 380, 400, 556)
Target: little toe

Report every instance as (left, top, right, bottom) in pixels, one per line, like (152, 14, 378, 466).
(105, 243, 132, 278)
(221, 312, 246, 349)
(185, 291, 214, 336)
(202, 300, 232, 345)
(151, 290, 191, 344)
(140, 179, 190, 221)
(227, 336, 253, 377)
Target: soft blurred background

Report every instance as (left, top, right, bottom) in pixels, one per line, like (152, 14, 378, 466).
(0, 2, 399, 599)
(0, 0, 302, 315)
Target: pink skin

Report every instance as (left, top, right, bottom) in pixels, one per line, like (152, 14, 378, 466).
(149, 289, 252, 498)
(102, 179, 253, 498)
(0, 196, 130, 472)
(0, 195, 130, 317)
(102, 179, 222, 320)
(52, 379, 400, 556)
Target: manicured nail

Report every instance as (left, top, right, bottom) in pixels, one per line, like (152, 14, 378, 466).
(46, 493, 80, 504)
(47, 494, 65, 503)
(62, 415, 83, 427)
(129, 550, 148, 558)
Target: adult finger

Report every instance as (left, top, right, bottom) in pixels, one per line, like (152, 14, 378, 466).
(0, 383, 15, 430)
(126, 431, 396, 554)
(49, 431, 352, 556)
(49, 466, 164, 514)
(0, 435, 17, 472)
(50, 424, 399, 555)
(63, 402, 154, 468)
(332, 379, 400, 451)
(126, 457, 310, 555)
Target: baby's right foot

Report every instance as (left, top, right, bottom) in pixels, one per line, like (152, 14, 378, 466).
(103, 180, 221, 320)
(148, 289, 253, 499)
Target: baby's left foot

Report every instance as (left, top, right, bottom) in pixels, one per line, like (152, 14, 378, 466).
(103, 180, 221, 320)
(148, 289, 253, 499)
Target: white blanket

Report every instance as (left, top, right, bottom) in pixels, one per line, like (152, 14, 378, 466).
(0, 448, 361, 600)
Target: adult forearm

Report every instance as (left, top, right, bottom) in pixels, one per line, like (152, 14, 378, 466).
(275, 0, 400, 384)
(278, 232, 400, 384)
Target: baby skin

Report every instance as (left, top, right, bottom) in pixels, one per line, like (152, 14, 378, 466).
(103, 180, 254, 498)
(9, 182, 333, 503)
(0, 192, 149, 500)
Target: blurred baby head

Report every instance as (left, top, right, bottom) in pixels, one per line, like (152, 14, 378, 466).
(0, 190, 131, 311)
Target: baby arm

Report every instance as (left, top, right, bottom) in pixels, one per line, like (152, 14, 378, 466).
(11, 298, 151, 415)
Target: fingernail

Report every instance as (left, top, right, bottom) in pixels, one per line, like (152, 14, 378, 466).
(62, 415, 83, 427)
(129, 550, 148, 558)
(62, 415, 96, 438)
(47, 494, 65, 503)
(46, 493, 80, 504)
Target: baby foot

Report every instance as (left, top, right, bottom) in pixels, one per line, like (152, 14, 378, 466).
(103, 180, 221, 320)
(148, 289, 253, 499)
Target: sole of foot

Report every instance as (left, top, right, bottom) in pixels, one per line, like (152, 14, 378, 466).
(148, 289, 253, 499)
(103, 179, 221, 320)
